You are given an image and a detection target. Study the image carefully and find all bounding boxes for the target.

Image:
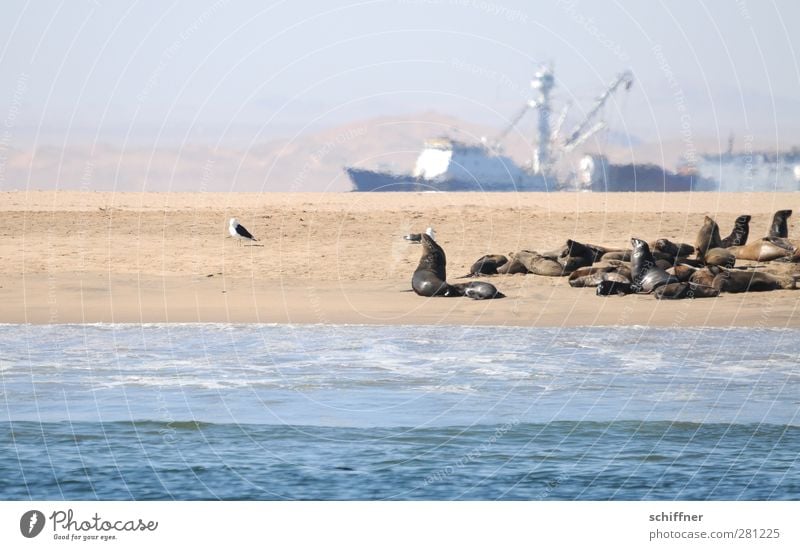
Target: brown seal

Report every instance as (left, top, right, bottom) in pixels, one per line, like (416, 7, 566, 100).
(599, 250, 631, 262)
(519, 251, 568, 276)
(568, 263, 631, 288)
(669, 264, 698, 282)
(654, 282, 720, 300)
(496, 251, 532, 275)
(702, 247, 736, 267)
(654, 239, 695, 259)
(695, 216, 722, 261)
(712, 269, 798, 293)
(728, 238, 796, 262)
(689, 266, 721, 287)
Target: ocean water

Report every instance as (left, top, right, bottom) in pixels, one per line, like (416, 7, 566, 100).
(0, 324, 798, 500)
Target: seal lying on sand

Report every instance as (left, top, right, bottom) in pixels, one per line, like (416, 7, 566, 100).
(568, 262, 631, 288)
(500, 239, 604, 277)
(495, 250, 564, 276)
(712, 269, 798, 293)
(496, 252, 530, 275)
(654, 239, 695, 260)
(768, 209, 792, 238)
(728, 237, 796, 262)
(720, 215, 751, 247)
(458, 281, 506, 299)
(411, 234, 504, 299)
(653, 282, 720, 300)
(460, 254, 508, 277)
(702, 247, 736, 267)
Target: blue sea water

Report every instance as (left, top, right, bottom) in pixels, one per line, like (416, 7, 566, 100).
(0, 324, 798, 500)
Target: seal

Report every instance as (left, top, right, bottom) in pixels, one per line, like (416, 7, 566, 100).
(411, 234, 503, 299)
(720, 215, 751, 247)
(596, 280, 633, 296)
(601, 250, 632, 262)
(558, 239, 599, 272)
(504, 240, 598, 277)
(568, 261, 631, 288)
(630, 237, 678, 293)
(767, 209, 792, 238)
(695, 215, 722, 261)
(654, 282, 720, 300)
(712, 269, 798, 293)
(518, 251, 568, 276)
(461, 254, 508, 277)
(702, 247, 736, 267)
(453, 281, 506, 299)
(496, 252, 530, 274)
(654, 238, 695, 259)
(689, 266, 720, 287)
(411, 234, 456, 297)
(669, 264, 698, 282)
(728, 237, 796, 262)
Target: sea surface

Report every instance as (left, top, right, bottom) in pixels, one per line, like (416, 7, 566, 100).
(1, 324, 798, 500)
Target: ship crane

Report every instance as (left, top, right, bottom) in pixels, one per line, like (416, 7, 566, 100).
(485, 66, 633, 177)
(562, 70, 634, 152)
(489, 103, 531, 151)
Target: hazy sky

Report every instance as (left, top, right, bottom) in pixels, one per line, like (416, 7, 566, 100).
(2, 0, 799, 152)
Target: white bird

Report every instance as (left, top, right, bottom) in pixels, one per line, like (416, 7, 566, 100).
(229, 218, 257, 245)
(404, 226, 435, 243)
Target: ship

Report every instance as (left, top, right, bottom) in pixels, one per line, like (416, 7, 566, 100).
(690, 135, 800, 192)
(346, 66, 702, 192)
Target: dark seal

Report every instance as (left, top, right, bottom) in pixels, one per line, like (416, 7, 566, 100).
(461, 254, 508, 277)
(630, 237, 678, 293)
(767, 209, 792, 238)
(412, 234, 503, 299)
(720, 214, 751, 247)
(412, 234, 457, 296)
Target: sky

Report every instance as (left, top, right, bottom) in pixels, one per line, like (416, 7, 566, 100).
(1, 0, 799, 189)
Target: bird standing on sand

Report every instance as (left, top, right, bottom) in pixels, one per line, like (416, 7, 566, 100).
(229, 218, 257, 245)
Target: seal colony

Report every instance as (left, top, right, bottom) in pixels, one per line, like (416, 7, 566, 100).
(409, 209, 799, 301)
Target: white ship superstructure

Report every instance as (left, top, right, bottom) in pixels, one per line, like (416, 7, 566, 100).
(410, 138, 548, 190)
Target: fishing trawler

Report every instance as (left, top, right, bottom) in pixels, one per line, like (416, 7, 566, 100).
(346, 66, 701, 192)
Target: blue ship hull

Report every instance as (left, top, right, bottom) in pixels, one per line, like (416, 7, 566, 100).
(345, 167, 552, 192)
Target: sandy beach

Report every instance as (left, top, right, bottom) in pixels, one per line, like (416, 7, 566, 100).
(1, 190, 798, 327)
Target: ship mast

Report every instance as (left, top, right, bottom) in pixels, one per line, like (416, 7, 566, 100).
(488, 65, 632, 176)
(530, 66, 555, 175)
